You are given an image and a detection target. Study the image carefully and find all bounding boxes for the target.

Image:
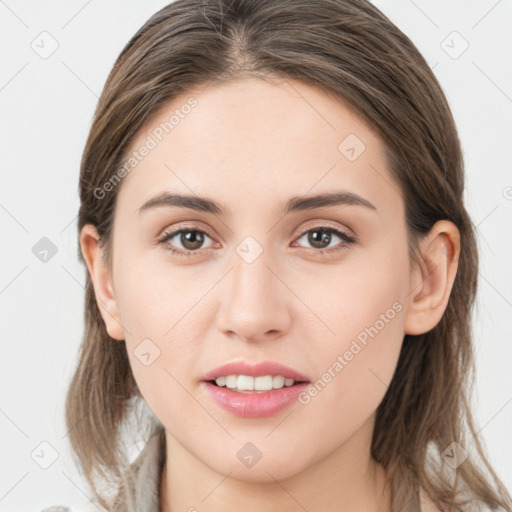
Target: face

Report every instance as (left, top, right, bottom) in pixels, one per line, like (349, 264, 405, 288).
(98, 76, 415, 481)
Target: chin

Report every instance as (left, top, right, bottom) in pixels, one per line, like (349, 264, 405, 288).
(200, 447, 312, 483)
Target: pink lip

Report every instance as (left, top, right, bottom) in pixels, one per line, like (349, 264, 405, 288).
(201, 381, 310, 418)
(200, 360, 310, 382)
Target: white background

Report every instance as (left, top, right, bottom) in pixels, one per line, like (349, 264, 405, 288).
(0, 0, 511, 510)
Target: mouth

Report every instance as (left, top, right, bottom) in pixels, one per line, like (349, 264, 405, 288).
(200, 359, 310, 391)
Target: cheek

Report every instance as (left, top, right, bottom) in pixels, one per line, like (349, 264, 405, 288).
(298, 247, 408, 412)
(113, 249, 202, 340)
(291, 292, 405, 471)
(310, 243, 407, 346)
(113, 257, 212, 424)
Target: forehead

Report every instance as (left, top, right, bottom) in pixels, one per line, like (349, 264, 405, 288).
(116, 77, 400, 216)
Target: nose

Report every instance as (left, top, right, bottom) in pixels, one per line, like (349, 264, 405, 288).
(215, 245, 292, 344)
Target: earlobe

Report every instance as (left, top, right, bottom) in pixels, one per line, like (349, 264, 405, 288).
(404, 220, 460, 336)
(79, 224, 125, 341)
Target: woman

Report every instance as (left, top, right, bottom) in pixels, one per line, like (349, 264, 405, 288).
(44, 0, 512, 510)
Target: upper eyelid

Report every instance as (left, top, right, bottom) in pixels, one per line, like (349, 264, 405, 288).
(296, 219, 355, 238)
(160, 217, 354, 237)
(159, 224, 214, 241)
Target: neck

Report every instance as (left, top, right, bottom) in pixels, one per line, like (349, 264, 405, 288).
(159, 416, 392, 512)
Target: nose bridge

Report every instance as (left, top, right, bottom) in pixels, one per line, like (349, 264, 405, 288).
(216, 235, 290, 340)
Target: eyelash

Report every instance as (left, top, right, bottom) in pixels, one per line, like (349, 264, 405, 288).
(157, 224, 356, 258)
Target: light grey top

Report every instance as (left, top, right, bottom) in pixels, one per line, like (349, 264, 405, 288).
(111, 426, 166, 512)
(40, 427, 165, 512)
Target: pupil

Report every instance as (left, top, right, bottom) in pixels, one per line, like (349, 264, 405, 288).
(309, 230, 330, 249)
(182, 231, 204, 250)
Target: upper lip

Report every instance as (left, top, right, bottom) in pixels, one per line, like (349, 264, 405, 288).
(201, 360, 310, 382)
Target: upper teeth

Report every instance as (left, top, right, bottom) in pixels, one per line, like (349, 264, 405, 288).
(214, 375, 296, 391)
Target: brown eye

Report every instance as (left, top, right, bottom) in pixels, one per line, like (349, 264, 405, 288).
(294, 227, 356, 254)
(158, 227, 214, 256)
(178, 230, 206, 250)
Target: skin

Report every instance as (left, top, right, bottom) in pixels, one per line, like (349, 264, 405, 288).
(80, 76, 459, 512)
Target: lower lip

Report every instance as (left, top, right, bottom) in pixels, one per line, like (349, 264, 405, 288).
(201, 381, 310, 418)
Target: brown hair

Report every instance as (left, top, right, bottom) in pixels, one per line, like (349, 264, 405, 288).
(66, 0, 512, 510)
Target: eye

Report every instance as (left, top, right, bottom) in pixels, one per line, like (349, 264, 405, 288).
(157, 224, 356, 258)
(157, 226, 215, 257)
(292, 226, 356, 255)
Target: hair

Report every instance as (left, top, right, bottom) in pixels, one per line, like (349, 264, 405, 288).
(66, 0, 512, 510)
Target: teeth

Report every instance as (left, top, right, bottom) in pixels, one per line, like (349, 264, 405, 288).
(214, 374, 297, 392)
(237, 375, 254, 390)
(225, 375, 237, 388)
(215, 376, 226, 387)
(272, 375, 285, 389)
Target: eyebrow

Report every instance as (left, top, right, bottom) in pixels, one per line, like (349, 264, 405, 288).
(137, 190, 377, 217)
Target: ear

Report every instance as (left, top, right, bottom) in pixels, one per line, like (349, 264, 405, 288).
(404, 220, 460, 336)
(79, 224, 125, 341)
